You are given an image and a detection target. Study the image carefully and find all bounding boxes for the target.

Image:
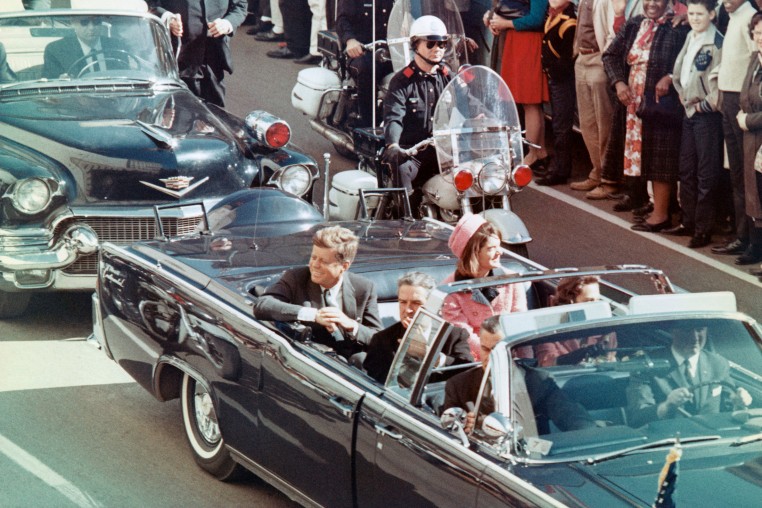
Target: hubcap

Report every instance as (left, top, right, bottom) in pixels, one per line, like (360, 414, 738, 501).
(193, 386, 221, 445)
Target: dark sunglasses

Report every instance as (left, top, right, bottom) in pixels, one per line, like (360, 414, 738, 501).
(79, 19, 101, 27)
(425, 40, 448, 49)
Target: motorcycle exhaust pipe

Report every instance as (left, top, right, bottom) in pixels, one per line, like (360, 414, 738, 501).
(309, 119, 355, 154)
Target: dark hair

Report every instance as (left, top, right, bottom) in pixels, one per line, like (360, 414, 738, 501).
(750, 12, 762, 39)
(552, 275, 600, 306)
(686, 0, 716, 12)
(481, 314, 502, 336)
(455, 222, 502, 278)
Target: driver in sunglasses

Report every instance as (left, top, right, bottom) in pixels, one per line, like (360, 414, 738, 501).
(382, 15, 452, 218)
(43, 16, 125, 79)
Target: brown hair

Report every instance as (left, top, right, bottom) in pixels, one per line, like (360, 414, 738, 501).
(552, 275, 600, 306)
(750, 12, 762, 39)
(455, 222, 502, 278)
(313, 226, 359, 264)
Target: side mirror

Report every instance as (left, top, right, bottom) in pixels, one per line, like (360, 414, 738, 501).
(440, 407, 466, 430)
(482, 412, 513, 440)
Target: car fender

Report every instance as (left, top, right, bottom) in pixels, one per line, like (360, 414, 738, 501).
(482, 208, 532, 245)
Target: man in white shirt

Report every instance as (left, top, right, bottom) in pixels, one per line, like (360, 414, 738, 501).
(711, 0, 758, 257)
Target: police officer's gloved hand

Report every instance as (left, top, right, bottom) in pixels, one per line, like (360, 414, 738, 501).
(382, 143, 408, 166)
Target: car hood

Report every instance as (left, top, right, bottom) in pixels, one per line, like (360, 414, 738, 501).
(533, 444, 762, 507)
(0, 89, 254, 204)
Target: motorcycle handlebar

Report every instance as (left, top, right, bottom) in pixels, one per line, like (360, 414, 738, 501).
(402, 138, 434, 157)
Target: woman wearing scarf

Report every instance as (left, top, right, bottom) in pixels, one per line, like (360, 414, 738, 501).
(441, 214, 529, 360)
(602, 0, 690, 232)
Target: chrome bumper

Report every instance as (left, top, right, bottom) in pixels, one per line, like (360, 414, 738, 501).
(0, 224, 98, 290)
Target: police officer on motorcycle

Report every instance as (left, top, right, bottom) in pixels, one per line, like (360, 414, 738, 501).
(382, 15, 452, 217)
(336, 0, 395, 128)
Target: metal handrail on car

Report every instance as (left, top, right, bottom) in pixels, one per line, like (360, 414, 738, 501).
(152, 201, 211, 241)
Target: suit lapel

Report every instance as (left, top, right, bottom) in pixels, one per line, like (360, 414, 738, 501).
(342, 276, 357, 319)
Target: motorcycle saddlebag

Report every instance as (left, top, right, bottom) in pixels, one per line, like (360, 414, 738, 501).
(353, 127, 385, 159)
(292, 67, 341, 118)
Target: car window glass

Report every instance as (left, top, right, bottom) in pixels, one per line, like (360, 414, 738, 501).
(496, 317, 762, 461)
(387, 310, 443, 395)
(0, 13, 175, 86)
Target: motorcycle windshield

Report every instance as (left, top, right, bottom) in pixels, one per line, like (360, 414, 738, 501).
(387, 0, 467, 73)
(432, 66, 524, 190)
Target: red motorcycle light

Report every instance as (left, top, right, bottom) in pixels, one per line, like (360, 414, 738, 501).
(513, 164, 532, 188)
(266, 122, 291, 148)
(454, 170, 474, 191)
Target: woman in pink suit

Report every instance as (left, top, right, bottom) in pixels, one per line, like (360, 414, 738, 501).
(442, 214, 528, 360)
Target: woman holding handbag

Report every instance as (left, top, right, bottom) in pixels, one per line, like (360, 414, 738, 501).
(602, 0, 689, 233)
(484, 0, 550, 172)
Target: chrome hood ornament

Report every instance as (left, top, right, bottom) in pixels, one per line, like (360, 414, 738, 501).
(140, 176, 210, 198)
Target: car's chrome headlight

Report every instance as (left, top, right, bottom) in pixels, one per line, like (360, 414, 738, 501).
(478, 161, 508, 194)
(12, 178, 52, 214)
(276, 165, 313, 196)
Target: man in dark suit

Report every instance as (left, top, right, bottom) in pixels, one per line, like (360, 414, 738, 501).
(253, 226, 382, 358)
(43, 16, 128, 79)
(444, 315, 596, 435)
(148, 0, 247, 107)
(363, 272, 473, 383)
(626, 326, 752, 428)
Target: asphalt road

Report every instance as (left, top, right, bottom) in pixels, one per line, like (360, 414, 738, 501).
(1, 23, 760, 508)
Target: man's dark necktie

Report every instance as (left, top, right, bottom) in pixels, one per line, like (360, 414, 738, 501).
(682, 360, 697, 413)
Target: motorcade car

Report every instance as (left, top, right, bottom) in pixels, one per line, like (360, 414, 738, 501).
(0, 2, 318, 317)
(93, 189, 762, 506)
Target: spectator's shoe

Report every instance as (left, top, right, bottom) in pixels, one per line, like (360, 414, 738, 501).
(688, 233, 712, 249)
(585, 184, 619, 200)
(632, 202, 654, 217)
(570, 178, 599, 191)
(247, 21, 273, 35)
(535, 173, 568, 186)
(749, 265, 762, 276)
(711, 239, 748, 255)
(267, 46, 301, 59)
(529, 156, 551, 175)
(735, 247, 762, 265)
(255, 30, 285, 42)
(662, 224, 693, 237)
(613, 195, 645, 212)
(294, 54, 322, 65)
(242, 14, 260, 26)
(631, 218, 671, 233)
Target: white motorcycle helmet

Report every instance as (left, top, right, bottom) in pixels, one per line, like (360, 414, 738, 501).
(409, 15, 449, 44)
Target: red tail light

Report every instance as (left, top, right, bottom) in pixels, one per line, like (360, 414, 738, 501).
(513, 164, 532, 188)
(266, 122, 291, 148)
(454, 170, 474, 191)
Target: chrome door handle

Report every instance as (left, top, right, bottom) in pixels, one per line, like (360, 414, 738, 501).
(329, 397, 354, 419)
(374, 423, 403, 440)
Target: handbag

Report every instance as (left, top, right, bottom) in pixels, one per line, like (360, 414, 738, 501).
(635, 92, 683, 127)
(490, 0, 529, 20)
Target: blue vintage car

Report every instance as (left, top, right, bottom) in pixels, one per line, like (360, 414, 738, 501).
(91, 190, 762, 507)
(0, 3, 318, 317)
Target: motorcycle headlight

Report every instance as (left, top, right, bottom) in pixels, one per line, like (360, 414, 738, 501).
(13, 178, 52, 214)
(478, 162, 507, 194)
(277, 165, 312, 196)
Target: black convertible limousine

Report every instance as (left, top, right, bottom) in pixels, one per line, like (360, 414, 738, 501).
(93, 190, 762, 507)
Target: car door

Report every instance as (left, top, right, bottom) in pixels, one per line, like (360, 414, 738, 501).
(353, 311, 483, 506)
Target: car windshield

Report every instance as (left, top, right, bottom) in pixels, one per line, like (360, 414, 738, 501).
(0, 12, 176, 87)
(481, 316, 762, 462)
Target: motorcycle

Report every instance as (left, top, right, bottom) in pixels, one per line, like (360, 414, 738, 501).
(290, 0, 468, 171)
(421, 64, 533, 257)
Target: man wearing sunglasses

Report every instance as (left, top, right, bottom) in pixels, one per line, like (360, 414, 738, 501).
(43, 16, 128, 79)
(382, 15, 452, 217)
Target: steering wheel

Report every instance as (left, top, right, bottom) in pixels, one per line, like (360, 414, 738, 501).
(67, 49, 150, 78)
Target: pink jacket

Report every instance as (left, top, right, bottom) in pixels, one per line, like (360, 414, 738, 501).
(441, 273, 528, 360)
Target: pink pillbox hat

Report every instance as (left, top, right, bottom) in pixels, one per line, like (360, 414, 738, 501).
(448, 214, 488, 258)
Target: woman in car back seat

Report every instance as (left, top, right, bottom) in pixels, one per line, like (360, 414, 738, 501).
(535, 275, 617, 366)
(442, 214, 530, 360)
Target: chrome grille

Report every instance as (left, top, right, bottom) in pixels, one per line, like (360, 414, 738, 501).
(57, 216, 204, 275)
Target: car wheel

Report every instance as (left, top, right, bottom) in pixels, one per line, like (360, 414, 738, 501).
(181, 373, 245, 481)
(505, 243, 529, 259)
(0, 291, 31, 319)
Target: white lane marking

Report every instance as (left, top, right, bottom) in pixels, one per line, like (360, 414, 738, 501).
(529, 184, 762, 288)
(0, 339, 134, 393)
(0, 433, 100, 508)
